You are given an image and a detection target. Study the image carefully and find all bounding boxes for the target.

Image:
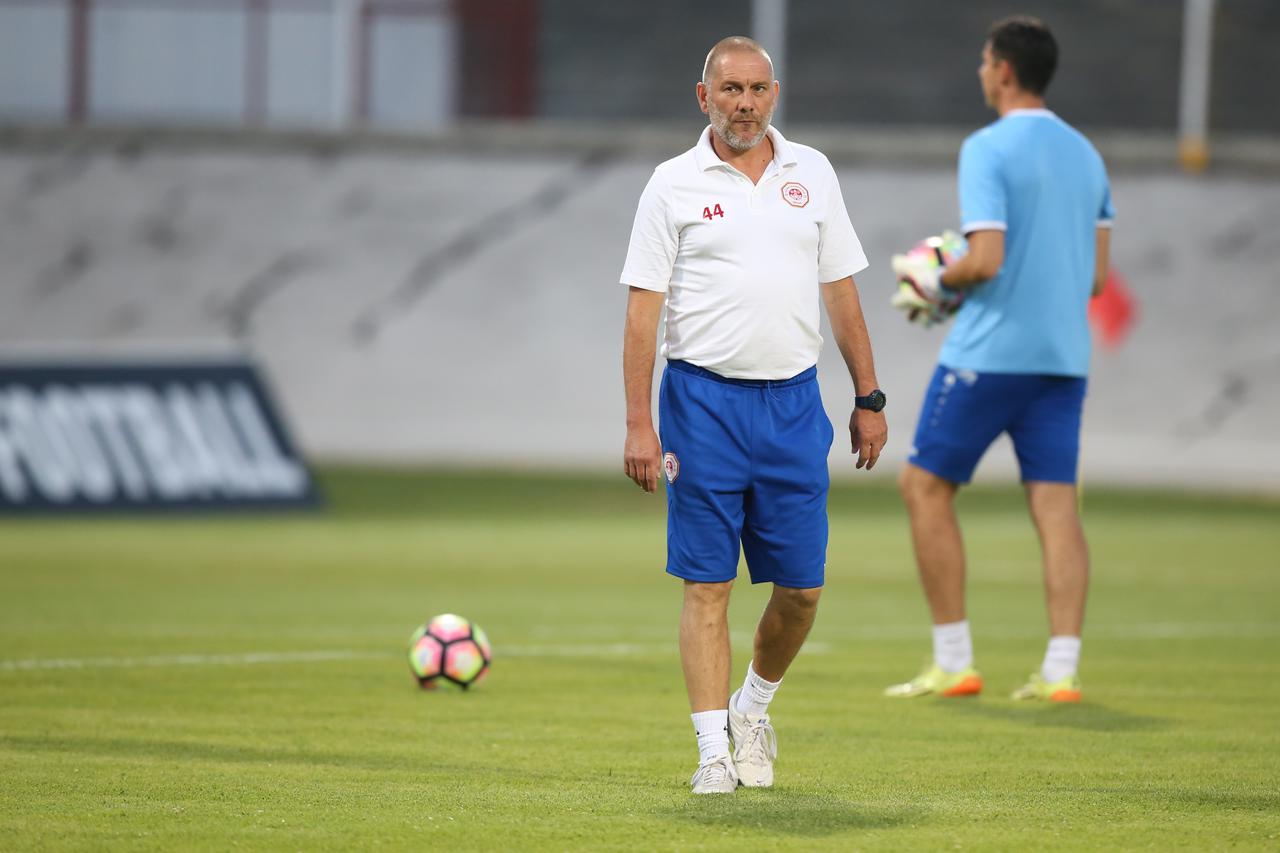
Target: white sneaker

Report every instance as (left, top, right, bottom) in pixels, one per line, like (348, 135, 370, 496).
(689, 754, 738, 794)
(728, 688, 777, 788)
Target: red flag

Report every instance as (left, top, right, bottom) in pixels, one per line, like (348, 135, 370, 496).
(1089, 269, 1138, 349)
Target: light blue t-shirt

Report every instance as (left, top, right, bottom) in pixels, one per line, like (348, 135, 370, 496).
(939, 109, 1114, 377)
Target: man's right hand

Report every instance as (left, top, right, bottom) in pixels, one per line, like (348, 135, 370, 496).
(623, 425, 663, 493)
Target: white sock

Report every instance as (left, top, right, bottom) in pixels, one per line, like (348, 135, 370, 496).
(691, 710, 729, 763)
(932, 620, 974, 673)
(734, 661, 781, 716)
(1041, 636, 1082, 683)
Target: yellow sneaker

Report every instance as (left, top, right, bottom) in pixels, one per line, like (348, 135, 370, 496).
(1011, 672, 1081, 702)
(884, 662, 983, 698)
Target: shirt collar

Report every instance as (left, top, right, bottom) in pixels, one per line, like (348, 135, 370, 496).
(1002, 108, 1056, 119)
(694, 125, 797, 173)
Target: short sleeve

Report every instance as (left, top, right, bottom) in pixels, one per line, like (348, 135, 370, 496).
(817, 165, 869, 283)
(1097, 179, 1115, 228)
(620, 169, 677, 292)
(958, 134, 1007, 234)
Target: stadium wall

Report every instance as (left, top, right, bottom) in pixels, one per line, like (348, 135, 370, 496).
(0, 137, 1277, 491)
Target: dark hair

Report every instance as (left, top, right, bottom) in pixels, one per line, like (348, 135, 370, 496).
(988, 16, 1058, 95)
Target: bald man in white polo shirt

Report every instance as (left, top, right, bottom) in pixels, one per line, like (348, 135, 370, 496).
(621, 36, 887, 794)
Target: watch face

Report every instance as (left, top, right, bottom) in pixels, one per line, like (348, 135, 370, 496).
(857, 391, 886, 411)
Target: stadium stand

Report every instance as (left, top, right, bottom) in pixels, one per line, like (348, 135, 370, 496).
(1, 137, 1276, 489)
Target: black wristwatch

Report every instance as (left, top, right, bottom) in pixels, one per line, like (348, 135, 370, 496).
(854, 389, 887, 412)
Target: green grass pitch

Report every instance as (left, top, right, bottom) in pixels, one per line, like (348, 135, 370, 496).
(1, 468, 1278, 850)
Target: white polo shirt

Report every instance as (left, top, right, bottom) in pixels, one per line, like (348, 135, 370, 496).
(621, 126, 868, 380)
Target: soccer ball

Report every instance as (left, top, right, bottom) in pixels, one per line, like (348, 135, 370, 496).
(890, 230, 969, 327)
(408, 613, 492, 690)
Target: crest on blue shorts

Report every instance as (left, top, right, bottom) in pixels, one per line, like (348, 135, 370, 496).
(663, 452, 680, 484)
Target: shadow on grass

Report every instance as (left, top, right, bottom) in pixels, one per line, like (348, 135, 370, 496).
(0, 733, 468, 776)
(935, 699, 1170, 732)
(659, 788, 923, 837)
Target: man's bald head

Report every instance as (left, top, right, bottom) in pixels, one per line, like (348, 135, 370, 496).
(702, 36, 774, 85)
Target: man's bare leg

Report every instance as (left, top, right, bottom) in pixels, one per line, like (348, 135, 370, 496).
(1025, 481, 1089, 636)
(1012, 481, 1089, 699)
(886, 463, 982, 696)
(734, 583, 822, 710)
(681, 579, 739, 790)
(898, 463, 966, 624)
(680, 579, 734, 711)
(751, 585, 822, 682)
(728, 584, 821, 788)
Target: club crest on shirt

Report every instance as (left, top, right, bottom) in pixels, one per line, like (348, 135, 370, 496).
(663, 452, 680, 484)
(781, 181, 810, 208)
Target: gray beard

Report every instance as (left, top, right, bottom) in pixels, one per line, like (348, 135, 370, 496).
(708, 103, 771, 152)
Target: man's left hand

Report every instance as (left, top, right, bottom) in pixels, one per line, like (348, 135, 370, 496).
(849, 408, 887, 470)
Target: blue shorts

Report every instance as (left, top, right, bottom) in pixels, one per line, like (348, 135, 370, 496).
(659, 360, 833, 588)
(908, 365, 1087, 485)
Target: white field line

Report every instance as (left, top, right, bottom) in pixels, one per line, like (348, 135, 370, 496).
(0, 643, 830, 673)
(1, 623, 1275, 673)
(1088, 621, 1280, 639)
(0, 650, 383, 672)
(502, 641, 834, 657)
(835, 622, 1280, 640)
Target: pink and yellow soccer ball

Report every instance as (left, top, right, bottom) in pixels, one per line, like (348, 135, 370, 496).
(408, 614, 492, 690)
(891, 230, 969, 327)
(898, 230, 969, 280)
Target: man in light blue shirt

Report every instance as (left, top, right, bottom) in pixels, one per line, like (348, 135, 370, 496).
(886, 17, 1113, 703)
